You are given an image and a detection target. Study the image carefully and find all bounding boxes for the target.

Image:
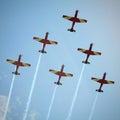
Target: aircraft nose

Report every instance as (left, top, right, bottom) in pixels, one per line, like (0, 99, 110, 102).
(46, 32, 49, 34)
(62, 64, 65, 67)
(91, 43, 93, 46)
(104, 72, 107, 75)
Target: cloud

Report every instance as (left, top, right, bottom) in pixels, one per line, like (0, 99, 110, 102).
(8, 96, 23, 113)
(0, 95, 8, 120)
(15, 97, 22, 105)
(28, 111, 38, 120)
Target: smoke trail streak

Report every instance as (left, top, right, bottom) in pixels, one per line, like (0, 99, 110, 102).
(66, 64, 85, 120)
(88, 92, 98, 120)
(46, 85, 57, 120)
(23, 54, 42, 120)
(3, 74, 15, 120)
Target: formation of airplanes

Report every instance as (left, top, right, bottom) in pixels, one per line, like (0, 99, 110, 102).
(6, 54, 31, 75)
(33, 32, 58, 53)
(91, 72, 114, 92)
(77, 43, 101, 64)
(63, 10, 87, 32)
(49, 65, 73, 85)
(6, 10, 114, 92)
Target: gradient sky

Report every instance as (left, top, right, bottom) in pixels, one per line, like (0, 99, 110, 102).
(0, 0, 120, 120)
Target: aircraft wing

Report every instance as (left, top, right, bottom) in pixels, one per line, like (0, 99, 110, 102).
(90, 51, 101, 55)
(91, 77, 114, 84)
(105, 80, 115, 84)
(78, 48, 101, 55)
(63, 15, 73, 21)
(20, 62, 31, 67)
(63, 15, 87, 23)
(77, 48, 86, 53)
(62, 72, 73, 77)
(77, 18, 87, 23)
(33, 37, 58, 44)
(49, 69, 73, 77)
(46, 40, 58, 45)
(6, 59, 17, 65)
(6, 59, 31, 67)
(91, 77, 101, 82)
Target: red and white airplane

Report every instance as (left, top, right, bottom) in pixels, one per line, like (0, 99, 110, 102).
(6, 54, 31, 75)
(49, 65, 73, 85)
(33, 32, 58, 53)
(91, 72, 115, 92)
(77, 43, 101, 64)
(63, 10, 87, 32)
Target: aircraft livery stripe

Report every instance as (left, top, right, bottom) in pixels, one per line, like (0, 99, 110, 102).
(22, 63, 31, 67)
(6, 59, 15, 64)
(93, 51, 101, 55)
(107, 81, 115, 84)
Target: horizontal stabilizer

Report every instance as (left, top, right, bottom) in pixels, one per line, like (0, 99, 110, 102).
(96, 89, 103, 92)
(82, 61, 90, 64)
(12, 72, 20, 75)
(39, 50, 47, 54)
(68, 28, 76, 32)
(54, 82, 62, 85)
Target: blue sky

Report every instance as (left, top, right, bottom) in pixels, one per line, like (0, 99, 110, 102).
(0, 0, 120, 120)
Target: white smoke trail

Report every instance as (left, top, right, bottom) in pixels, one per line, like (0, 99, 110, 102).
(46, 85, 57, 120)
(23, 54, 42, 120)
(66, 64, 85, 120)
(3, 74, 15, 120)
(88, 92, 98, 120)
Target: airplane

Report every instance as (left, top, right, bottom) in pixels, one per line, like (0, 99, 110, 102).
(91, 72, 115, 92)
(49, 65, 73, 85)
(33, 32, 58, 53)
(77, 43, 101, 64)
(62, 10, 87, 32)
(6, 54, 31, 75)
